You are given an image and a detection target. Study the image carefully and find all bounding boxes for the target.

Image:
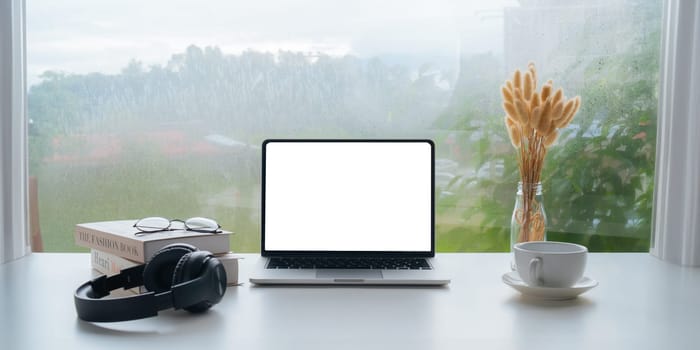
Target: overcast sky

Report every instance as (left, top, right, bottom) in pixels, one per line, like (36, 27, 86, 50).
(27, 0, 517, 85)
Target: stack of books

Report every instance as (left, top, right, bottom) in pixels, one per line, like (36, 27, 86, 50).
(75, 220, 240, 294)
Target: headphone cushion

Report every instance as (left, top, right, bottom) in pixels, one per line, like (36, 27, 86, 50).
(143, 244, 197, 293)
(173, 251, 215, 313)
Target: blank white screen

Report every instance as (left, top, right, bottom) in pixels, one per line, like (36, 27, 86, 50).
(264, 141, 432, 252)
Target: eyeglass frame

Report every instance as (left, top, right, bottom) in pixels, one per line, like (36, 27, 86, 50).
(132, 217, 222, 235)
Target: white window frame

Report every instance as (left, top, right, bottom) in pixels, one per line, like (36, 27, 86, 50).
(0, 0, 29, 263)
(650, 0, 700, 266)
(2, 0, 698, 264)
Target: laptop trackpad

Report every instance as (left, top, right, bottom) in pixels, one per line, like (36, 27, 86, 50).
(316, 269, 383, 280)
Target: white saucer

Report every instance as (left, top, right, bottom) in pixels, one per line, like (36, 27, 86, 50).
(502, 271, 598, 300)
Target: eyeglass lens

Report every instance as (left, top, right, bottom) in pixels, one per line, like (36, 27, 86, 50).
(185, 217, 219, 231)
(135, 217, 171, 230)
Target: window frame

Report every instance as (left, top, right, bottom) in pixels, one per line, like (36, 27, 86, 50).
(1, 0, 29, 263)
(3, 0, 697, 263)
(650, 0, 700, 265)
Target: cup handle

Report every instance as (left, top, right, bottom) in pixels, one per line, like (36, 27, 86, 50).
(529, 257, 543, 286)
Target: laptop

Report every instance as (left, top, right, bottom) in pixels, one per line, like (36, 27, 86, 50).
(249, 139, 450, 285)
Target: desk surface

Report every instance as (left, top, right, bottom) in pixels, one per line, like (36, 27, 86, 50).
(1, 253, 699, 349)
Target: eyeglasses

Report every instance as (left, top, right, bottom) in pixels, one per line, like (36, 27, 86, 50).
(133, 217, 222, 235)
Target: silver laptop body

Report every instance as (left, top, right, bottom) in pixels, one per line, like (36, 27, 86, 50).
(249, 139, 450, 286)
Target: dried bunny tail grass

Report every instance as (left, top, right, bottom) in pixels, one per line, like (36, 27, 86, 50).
(552, 88, 564, 106)
(513, 87, 524, 101)
(536, 109, 551, 135)
(530, 105, 543, 130)
(524, 72, 533, 101)
(546, 117, 557, 135)
(513, 70, 522, 90)
(530, 92, 540, 109)
(528, 62, 537, 90)
(523, 123, 534, 139)
(501, 85, 514, 104)
(539, 98, 552, 124)
(544, 130, 559, 147)
(559, 99, 576, 121)
(507, 123, 522, 148)
(503, 102, 519, 122)
(555, 111, 573, 129)
(536, 97, 556, 135)
(514, 98, 530, 125)
(560, 96, 581, 128)
(540, 84, 552, 103)
(551, 100, 564, 122)
(556, 96, 580, 128)
(572, 96, 581, 115)
(505, 115, 516, 128)
(499, 62, 584, 244)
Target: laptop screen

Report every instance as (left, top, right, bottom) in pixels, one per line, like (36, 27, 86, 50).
(262, 140, 434, 256)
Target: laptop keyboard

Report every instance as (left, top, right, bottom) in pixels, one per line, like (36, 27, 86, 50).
(266, 257, 432, 270)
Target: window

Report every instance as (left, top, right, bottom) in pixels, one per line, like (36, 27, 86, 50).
(27, 0, 662, 252)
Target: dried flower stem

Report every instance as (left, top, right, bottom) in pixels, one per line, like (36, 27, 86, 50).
(501, 62, 581, 243)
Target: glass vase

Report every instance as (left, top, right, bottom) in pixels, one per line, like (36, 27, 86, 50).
(510, 182, 547, 251)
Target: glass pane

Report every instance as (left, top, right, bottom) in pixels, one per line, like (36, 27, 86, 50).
(27, 0, 661, 252)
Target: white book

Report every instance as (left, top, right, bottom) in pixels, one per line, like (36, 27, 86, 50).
(76, 220, 232, 263)
(91, 249, 241, 286)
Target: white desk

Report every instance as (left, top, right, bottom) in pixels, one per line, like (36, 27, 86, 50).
(1, 253, 699, 349)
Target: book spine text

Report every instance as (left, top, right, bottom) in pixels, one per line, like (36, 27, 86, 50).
(76, 226, 145, 262)
(90, 249, 140, 276)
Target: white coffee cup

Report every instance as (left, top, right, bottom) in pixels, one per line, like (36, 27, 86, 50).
(513, 241, 588, 288)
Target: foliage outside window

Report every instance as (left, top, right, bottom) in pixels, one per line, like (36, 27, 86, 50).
(27, 0, 661, 252)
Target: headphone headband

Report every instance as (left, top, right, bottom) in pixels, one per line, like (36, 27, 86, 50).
(74, 249, 226, 322)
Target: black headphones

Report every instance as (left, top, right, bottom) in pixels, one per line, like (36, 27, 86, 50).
(74, 243, 227, 322)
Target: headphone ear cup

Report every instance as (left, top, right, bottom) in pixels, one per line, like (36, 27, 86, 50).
(172, 251, 216, 313)
(143, 244, 197, 293)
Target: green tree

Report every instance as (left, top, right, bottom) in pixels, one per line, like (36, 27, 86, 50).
(27, 47, 451, 252)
